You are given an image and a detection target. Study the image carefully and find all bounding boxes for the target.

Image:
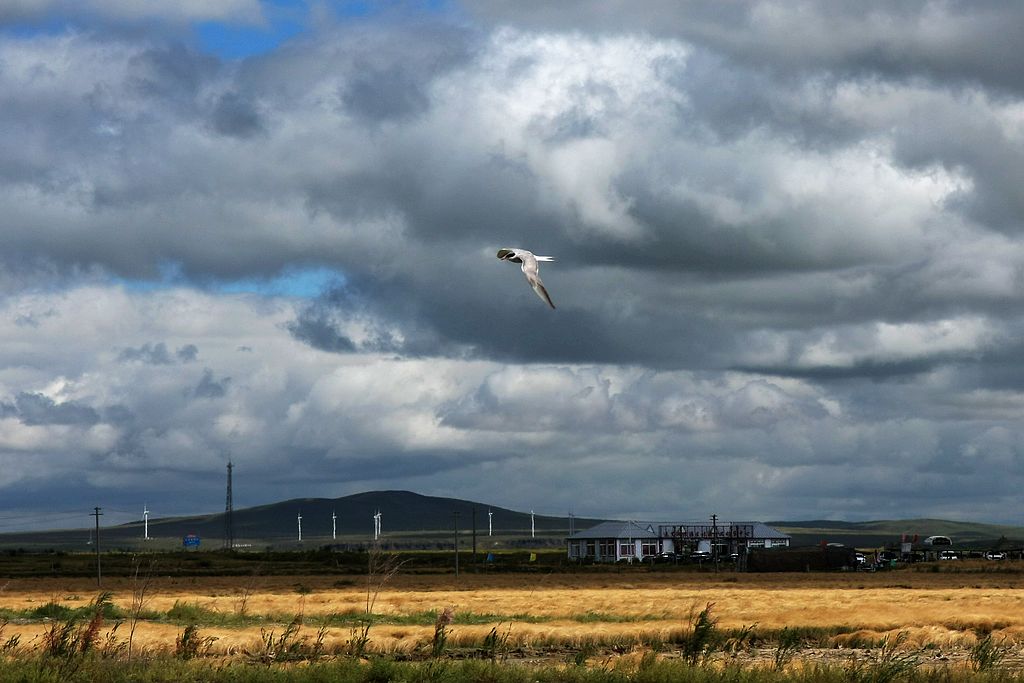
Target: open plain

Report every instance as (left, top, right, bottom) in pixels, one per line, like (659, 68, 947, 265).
(4, 562, 1024, 666)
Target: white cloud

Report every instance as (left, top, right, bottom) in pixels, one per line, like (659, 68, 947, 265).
(3, 7, 1024, 524)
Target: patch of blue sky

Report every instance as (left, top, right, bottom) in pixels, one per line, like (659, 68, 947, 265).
(1, 16, 71, 39)
(195, 20, 302, 59)
(216, 266, 344, 297)
(117, 263, 344, 298)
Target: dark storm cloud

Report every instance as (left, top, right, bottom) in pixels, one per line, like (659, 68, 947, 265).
(13, 308, 57, 328)
(118, 342, 174, 364)
(210, 91, 264, 138)
(176, 344, 198, 362)
(286, 308, 356, 353)
(118, 342, 199, 364)
(128, 43, 218, 105)
(336, 23, 477, 122)
(9, 392, 100, 426)
(193, 369, 230, 398)
(341, 63, 432, 122)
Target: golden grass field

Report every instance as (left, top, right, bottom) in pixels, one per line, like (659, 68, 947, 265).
(3, 565, 1024, 658)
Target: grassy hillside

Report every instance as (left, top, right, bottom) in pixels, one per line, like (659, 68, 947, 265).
(3, 489, 1022, 553)
(0, 490, 603, 551)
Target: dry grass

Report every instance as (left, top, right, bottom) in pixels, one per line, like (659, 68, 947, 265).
(3, 568, 1024, 655)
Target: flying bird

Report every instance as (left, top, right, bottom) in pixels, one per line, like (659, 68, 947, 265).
(497, 247, 556, 309)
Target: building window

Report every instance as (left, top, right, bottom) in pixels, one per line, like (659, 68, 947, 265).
(641, 541, 658, 557)
(586, 541, 596, 557)
(619, 542, 634, 557)
(599, 540, 615, 557)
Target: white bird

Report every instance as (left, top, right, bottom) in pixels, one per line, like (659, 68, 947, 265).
(497, 248, 556, 309)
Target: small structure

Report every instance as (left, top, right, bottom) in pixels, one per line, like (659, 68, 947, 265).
(566, 520, 790, 563)
(566, 521, 666, 562)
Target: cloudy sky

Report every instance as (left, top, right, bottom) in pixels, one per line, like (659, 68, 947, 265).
(2, 1, 1023, 532)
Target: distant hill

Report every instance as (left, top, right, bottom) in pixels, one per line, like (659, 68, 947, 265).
(0, 490, 604, 550)
(3, 491, 1022, 553)
(769, 518, 1024, 549)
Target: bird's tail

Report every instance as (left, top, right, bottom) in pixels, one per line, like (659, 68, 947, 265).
(535, 256, 555, 262)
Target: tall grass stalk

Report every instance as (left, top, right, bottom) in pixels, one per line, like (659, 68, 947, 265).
(846, 631, 919, 683)
(431, 606, 455, 658)
(38, 592, 116, 678)
(127, 556, 156, 663)
(681, 601, 718, 666)
(773, 627, 801, 671)
(969, 632, 1010, 672)
(481, 622, 512, 662)
(347, 546, 404, 657)
(174, 623, 217, 660)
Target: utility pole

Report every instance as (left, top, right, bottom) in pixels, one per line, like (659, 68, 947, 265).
(531, 510, 535, 538)
(92, 507, 103, 587)
(453, 511, 460, 580)
(488, 509, 493, 537)
(297, 512, 302, 542)
(332, 510, 337, 540)
(143, 504, 150, 541)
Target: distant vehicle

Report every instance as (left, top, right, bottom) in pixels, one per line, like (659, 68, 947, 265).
(854, 553, 867, 565)
(985, 551, 1006, 561)
(691, 551, 711, 562)
(939, 550, 958, 560)
(653, 552, 680, 564)
(924, 536, 952, 546)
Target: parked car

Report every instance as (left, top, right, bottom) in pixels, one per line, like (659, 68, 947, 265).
(690, 551, 711, 562)
(985, 551, 1006, 561)
(939, 550, 959, 560)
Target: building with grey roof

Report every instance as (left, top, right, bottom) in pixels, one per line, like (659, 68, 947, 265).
(567, 520, 790, 563)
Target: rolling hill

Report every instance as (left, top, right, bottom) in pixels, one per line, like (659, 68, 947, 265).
(1, 490, 1021, 552)
(0, 490, 603, 550)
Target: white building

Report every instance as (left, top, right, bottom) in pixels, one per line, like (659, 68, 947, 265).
(566, 520, 791, 562)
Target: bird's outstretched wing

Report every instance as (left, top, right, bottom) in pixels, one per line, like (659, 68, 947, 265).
(518, 251, 556, 309)
(529, 275, 556, 309)
(498, 247, 556, 309)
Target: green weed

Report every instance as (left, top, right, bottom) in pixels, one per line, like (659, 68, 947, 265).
(174, 623, 217, 660)
(481, 622, 512, 662)
(431, 606, 455, 658)
(969, 632, 1010, 672)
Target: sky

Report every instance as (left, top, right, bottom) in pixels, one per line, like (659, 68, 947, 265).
(2, 1, 1024, 532)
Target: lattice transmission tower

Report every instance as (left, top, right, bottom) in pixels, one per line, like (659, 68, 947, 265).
(224, 460, 234, 549)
